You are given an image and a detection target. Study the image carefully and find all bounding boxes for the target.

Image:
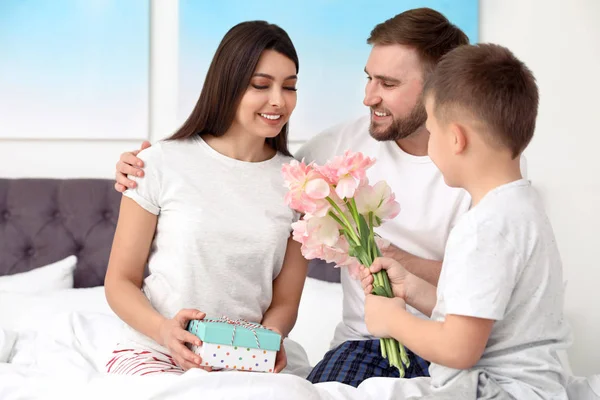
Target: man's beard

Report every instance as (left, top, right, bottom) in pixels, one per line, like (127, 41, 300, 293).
(369, 101, 427, 142)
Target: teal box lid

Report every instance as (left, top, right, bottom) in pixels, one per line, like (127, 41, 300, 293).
(187, 319, 281, 352)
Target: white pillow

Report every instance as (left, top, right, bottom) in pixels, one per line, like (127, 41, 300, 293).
(0, 255, 77, 294)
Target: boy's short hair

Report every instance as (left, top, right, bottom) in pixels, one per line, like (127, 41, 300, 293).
(367, 8, 469, 76)
(423, 43, 539, 158)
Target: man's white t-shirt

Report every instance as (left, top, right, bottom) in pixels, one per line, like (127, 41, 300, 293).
(122, 136, 298, 352)
(429, 179, 571, 400)
(295, 116, 472, 347)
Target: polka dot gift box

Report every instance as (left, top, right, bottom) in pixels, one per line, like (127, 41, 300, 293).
(187, 317, 281, 373)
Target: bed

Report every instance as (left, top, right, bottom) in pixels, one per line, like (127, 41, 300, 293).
(0, 178, 597, 400)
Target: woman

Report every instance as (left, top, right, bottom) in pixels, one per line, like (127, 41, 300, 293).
(104, 20, 309, 377)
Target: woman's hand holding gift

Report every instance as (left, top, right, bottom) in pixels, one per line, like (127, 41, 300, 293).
(264, 326, 287, 373)
(158, 308, 212, 371)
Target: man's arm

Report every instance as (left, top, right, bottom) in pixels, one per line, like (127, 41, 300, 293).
(404, 273, 438, 317)
(384, 244, 442, 286)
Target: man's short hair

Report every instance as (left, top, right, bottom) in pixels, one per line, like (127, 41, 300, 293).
(368, 8, 470, 76)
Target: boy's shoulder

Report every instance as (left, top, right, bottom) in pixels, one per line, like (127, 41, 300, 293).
(454, 179, 551, 253)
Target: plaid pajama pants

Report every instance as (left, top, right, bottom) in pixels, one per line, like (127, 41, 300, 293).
(307, 340, 430, 387)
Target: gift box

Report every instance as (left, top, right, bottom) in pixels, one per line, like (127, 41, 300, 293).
(187, 317, 281, 373)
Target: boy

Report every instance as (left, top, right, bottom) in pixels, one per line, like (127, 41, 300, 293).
(360, 43, 571, 399)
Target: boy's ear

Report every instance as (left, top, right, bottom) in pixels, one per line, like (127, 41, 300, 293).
(450, 123, 468, 155)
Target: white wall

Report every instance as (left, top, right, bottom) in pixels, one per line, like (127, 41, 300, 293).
(481, 0, 600, 377)
(1, 0, 598, 376)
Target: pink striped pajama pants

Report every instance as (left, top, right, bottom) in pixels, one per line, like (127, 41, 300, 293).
(106, 345, 184, 376)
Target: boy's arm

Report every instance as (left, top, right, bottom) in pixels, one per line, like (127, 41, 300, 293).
(389, 310, 494, 369)
(374, 220, 519, 370)
(361, 257, 437, 316)
(365, 295, 493, 369)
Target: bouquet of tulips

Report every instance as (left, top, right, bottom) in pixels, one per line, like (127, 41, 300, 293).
(281, 150, 410, 376)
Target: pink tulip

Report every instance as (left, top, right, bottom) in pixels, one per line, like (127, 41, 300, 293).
(311, 239, 361, 279)
(282, 152, 408, 375)
(335, 176, 359, 199)
(291, 222, 355, 267)
(321, 245, 351, 265)
(354, 181, 401, 224)
(305, 198, 333, 218)
(328, 237, 362, 278)
(292, 217, 341, 256)
(307, 216, 340, 247)
(291, 219, 309, 246)
(300, 243, 324, 260)
(318, 151, 375, 199)
(282, 160, 332, 215)
(284, 153, 398, 281)
(292, 219, 391, 281)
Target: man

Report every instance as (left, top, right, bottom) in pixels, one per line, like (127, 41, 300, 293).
(113, 8, 476, 387)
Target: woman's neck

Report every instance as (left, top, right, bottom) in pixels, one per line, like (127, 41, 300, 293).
(202, 129, 275, 163)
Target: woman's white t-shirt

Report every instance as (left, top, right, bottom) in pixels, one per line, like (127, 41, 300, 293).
(122, 136, 298, 351)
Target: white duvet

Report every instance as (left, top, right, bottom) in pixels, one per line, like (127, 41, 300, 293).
(0, 282, 366, 399)
(0, 283, 431, 400)
(1, 283, 598, 400)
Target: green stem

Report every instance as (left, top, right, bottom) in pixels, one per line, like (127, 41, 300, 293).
(374, 243, 383, 258)
(380, 338, 387, 359)
(395, 342, 406, 377)
(346, 198, 361, 227)
(380, 271, 394, 298)
(399, 342, 410, 368)
(373, 270, 384, 288)
(325, 197, 360, 244)
(373, 271, 393, 298)
(387, 339, 401, 375)
(327, 211, 346, 231)
(368, 212, 376, 261)
(384, 339, 392, 362)
(359, 254, 372, 269)
(346, 198, 371, 264)
(350, 198, 361, 222)
(330, 199, 409, 377)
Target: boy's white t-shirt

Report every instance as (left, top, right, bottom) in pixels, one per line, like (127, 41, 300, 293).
(429, 179, 571, 399)
(295, 116, 473, 346)
(121, 136, 298, 352)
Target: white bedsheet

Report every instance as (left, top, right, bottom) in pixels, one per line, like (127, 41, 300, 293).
(1, 283, 597, 400)
(0, 282, 354, 400)
(0, 311, 430, 400)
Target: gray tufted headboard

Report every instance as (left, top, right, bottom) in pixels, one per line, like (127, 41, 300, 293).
(0, 178, 340, 287)
(0, 178, 120, 288)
